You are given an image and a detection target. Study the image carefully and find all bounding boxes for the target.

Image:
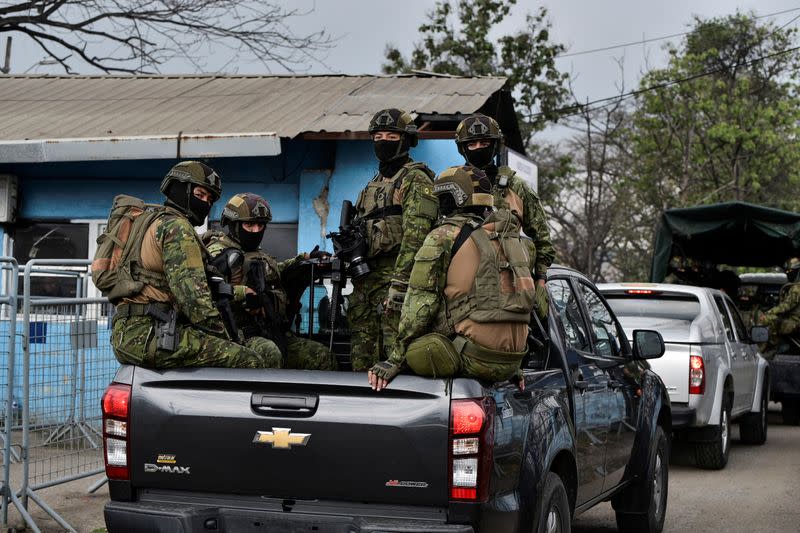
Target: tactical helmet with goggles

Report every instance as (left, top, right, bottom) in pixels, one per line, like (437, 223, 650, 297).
(160, 161, 222, 226)
(433, 165, 494, 216)
(220, 193, 272, 251)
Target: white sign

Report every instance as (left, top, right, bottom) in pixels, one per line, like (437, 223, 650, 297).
(506, 147, 538, 192)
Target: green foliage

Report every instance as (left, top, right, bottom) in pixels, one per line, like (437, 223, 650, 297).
(383, 0, 568, 142)
(630, 13, 800, 212)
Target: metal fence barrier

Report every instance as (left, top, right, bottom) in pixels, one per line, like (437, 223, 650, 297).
(0, 259, 120, 533)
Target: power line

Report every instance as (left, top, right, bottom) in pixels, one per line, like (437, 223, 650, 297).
(551, 42, 800, 119)
(556, 6, 800, 59)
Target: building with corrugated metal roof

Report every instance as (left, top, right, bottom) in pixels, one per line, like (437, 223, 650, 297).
(0, 74, 532, 299)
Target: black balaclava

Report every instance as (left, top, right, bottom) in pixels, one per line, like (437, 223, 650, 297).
(465, 144, 495, 169)
(235, 222, 265, 252)
(375, 135, 411, 177)
(164, 182, 212, 226)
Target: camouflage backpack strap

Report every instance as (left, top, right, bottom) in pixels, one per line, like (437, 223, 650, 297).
(118, 206, 172, 296)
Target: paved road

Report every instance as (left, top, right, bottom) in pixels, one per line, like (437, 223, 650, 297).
(573, 408, 800, 533)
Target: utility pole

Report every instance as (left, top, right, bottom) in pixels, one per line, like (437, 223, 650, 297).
(1, 37, 11, 74)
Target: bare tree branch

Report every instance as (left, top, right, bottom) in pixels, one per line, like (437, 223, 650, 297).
(0, 0, 333, 74)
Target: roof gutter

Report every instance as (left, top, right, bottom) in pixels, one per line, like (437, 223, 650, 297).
(0, 132, 281, 163)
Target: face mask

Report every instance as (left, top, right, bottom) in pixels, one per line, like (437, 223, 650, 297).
(374, 140, 404, 162)
(465, 145, 495, 169)
(238, 226, 265, 251)
(187, 194, 212, 226)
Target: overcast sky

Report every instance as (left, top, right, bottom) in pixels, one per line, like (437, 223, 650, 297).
(14, 0, 800, 140)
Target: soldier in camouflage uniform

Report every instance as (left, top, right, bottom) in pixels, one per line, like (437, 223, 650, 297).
(109, 161, 279, 369)
(762, 258, 800, 357)
(368, 166, 535, 391)
(348, 108, 439, 371)
(204, 193, 336, 370)
(455, 114, 554, 312)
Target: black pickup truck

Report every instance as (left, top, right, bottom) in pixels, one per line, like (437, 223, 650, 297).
(102, 266, 671, 533)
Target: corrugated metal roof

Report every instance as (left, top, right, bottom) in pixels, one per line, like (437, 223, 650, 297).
(0, 75, 508, 141)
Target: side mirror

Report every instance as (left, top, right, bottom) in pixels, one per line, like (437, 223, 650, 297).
(632, 329, 665, 360)
(750, 326, 769, 344)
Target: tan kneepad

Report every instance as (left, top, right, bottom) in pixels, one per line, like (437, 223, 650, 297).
(406, 333, 461, 378)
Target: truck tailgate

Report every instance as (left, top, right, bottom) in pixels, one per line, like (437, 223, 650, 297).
(128, 368, 450, 506)
(648, 342, 690, 403)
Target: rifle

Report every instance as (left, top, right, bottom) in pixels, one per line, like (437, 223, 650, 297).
(325, 200, 370, 354)
(245, 259, 289, 359)
(207, 252, 243, 343)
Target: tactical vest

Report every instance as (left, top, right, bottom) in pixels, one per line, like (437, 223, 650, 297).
(203, 231, 288, 322)
(92, 195, 183, 303)
(355, 161, 434, 258)
(436, 209, 536, 334)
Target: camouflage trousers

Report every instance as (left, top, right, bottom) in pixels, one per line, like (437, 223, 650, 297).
(349, 260, 400, 371)
(112, 316, 281, 369)
(405, 333, 524, 382)
(285, 333, 337, 370)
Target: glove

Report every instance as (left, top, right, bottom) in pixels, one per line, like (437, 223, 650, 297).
(535, 284, 549, 319)
(386, 281, 408, 312)
(369, 361, 402, 382)
(308, 245, 331, 261)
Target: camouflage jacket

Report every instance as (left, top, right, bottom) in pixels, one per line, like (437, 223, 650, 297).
(203, 230, 303, 315)
(355, 161, 438, 290)
(763, 282, 800, 334)
(494, 166, 555, 278)
(156, 215, 225, 336)
(388, 212, 483, 365)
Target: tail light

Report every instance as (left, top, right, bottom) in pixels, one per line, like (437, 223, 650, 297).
(449, 398, 495, 502)
(102, 383, 131, 480)
(689, 352, 705, 395)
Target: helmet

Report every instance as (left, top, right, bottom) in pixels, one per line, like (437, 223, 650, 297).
(368, 108, 418, 147)
(160, 161, 222, 202)
(455, 114, 502, 158)
(785, 257, 800, 272)
(433, 165, 494, 211)
(220, 193, 272, 227)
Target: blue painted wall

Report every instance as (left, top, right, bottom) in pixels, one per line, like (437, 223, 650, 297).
(0, 138, 462, 256)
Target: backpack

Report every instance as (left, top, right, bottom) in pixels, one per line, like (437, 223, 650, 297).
(91, 195, 169, 303)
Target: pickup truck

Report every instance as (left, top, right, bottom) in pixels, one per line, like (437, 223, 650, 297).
(102, 266, 671, 533)
(599, 283, 770, 470)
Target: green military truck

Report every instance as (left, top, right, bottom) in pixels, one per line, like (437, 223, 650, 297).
(650, 201, 800, 425)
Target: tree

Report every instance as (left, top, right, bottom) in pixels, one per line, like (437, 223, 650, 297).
(383, 0, 568, 144)
(630, 13, 800, 212)
(0, 1, 331, 74)
(538, 72, 648, 282)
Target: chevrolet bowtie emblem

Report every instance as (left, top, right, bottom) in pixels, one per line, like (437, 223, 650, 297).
(253, 428, 311, 449)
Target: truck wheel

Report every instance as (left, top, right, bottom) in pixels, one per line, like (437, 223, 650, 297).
(535, 472, 570, 533)
(739, 381, 769, 444)
(782, 399, 800, 426)
(615, 426, 668, 533)
(695, 397, 730, 469)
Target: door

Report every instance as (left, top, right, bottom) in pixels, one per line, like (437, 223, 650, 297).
(577, 282, 639, 491)
(714, 295, 749, 413)
(724, 295, 758, 413)
(547, 278, 609, 505)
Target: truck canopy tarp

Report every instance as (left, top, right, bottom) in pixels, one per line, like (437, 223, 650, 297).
(651, 201, 800, 282)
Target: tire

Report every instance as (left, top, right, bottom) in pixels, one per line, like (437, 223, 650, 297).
(535, 472, 571, 533)
(782, 398, 800, 426)
(695, 396, 731, 469)
(615, 425, 669, 533)
(739, 381, 769, 444)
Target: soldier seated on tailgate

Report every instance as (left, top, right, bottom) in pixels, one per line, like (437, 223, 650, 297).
(203, 193, 337, 371)
(368, 166, 536, 391)
(105, 162, 279, 369)
(762, 257, 800, 357)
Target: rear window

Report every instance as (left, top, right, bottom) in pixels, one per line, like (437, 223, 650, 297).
(604, 294, 701, 322)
